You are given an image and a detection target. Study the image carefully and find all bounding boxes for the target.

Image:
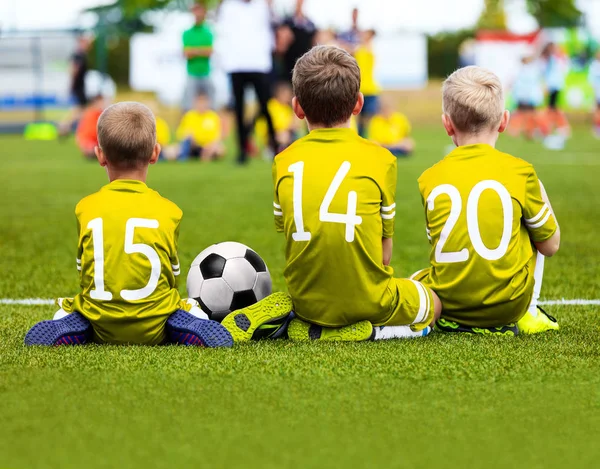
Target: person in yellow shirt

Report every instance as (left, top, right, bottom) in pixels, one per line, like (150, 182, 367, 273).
(256, 82, 299, 151)
(268, 46, 441, 342)
(354, 29, 380, 137)
(368, 99, 415, 156)
(176, 92, 224, 161)
(414, 66, 561, 336)
(24, 102, 232, 347)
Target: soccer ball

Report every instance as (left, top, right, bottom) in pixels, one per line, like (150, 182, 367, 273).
(186, 242, 272, 322)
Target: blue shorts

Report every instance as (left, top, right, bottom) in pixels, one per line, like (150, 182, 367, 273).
(362, 95, 380, 116)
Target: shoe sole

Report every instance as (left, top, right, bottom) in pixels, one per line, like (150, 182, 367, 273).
(288, 319, 374, 342)
(436, 319, 518, 336)
(167, 311, 233, 348)
(221, 292, 294, 342)
(24, 312, 91, 346)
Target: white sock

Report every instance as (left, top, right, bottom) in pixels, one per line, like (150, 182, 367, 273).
(53, 308, 69, 320)
(373, 325, 431, 340)
(528, 251, 545, 317)
(185, 298, 209, 320)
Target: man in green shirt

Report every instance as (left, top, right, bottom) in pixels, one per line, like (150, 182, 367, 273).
(182, 3, 214, 110)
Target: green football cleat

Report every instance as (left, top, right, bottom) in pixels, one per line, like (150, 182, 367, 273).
(221, 292, 294, 342)
(517, 306, 559, 334)
(287, 317, 374, 342)
(435, 318, 518, 336)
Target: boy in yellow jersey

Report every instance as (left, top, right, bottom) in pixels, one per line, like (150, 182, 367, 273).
(269, 46, 441, 342)
(176, 92, 224, 161)
(255, 82, 299, 150)
(25, 102, 233, 347)
(368, 99, 415, 156)
(414, 66, 560, 335)
(354, 29, 380, 137)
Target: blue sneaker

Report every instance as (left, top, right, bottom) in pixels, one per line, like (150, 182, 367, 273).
(166, 310, 233, 348)
(24, 312, 92, 346)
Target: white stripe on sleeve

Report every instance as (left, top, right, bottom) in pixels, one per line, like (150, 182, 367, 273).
(524, 204, 549, 224)
(381, 203, 396, 212)
(527, 210, 552, 230)
(273, 202, 281, 209)
(381, 212, 396, 220)
(274, 210, 283, 216)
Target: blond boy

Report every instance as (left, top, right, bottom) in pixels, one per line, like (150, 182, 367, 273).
(414, 66, 560, 335)
(25, 102, 232, 347)
(271, 46, 441, 341)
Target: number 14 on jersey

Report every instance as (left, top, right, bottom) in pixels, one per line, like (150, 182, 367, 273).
(288, 161, 362, 243)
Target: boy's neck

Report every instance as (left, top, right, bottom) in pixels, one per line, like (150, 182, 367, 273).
(106, 165, 149, 183)
(307, 120, 352, 132)
(453, 131, 499, 148)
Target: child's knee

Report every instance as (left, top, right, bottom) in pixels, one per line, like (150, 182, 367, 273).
(430, 290, 442, 322)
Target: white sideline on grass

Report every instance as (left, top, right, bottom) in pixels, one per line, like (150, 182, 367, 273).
(0, 298, 600, 306)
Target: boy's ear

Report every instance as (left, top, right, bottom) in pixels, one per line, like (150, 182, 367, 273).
(352, 92, 365, 116)
(95, 146, 107, 167)
(498, 110, 510, 133)
(442, 114, 456, 137)
(149, 143, 161, 165)
(292, 97, 305, 120)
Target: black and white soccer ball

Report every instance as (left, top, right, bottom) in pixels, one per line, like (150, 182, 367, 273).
(186, 242, 272, 322)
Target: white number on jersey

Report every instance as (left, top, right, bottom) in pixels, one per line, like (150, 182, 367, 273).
(427, 180, 513, 263)
(87, 217, 161, 301)
(288, 161, 363, 243)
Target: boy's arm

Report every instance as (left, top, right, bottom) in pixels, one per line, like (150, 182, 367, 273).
(523, 171, 560, 257)
(533, 180, 560, 257)
(382, 237, 393, 266)
(272, 162, 284, 233)
(170, 218, 182, 279)
(381, 158, 397, 263)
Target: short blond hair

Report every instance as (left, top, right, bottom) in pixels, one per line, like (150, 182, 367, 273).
(97, 102, 156, 168)
(442, 66, 504, 133)
(292, 45, 360, 127)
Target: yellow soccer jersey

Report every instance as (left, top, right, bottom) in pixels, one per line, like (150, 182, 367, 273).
(355, 46, 380, 96)
(368, 112, 412, 146)
(155, 116, 171, 147)
(417, 144, 557, 326)
(273, 128, 397, 327)
(61, 180, 189, 345)
(176, 110, 221, 146)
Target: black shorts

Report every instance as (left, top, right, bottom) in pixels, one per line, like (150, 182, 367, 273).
(71, 88, 87, 107)
(548, 90, 560, 109)
(517, 103, 535, 111)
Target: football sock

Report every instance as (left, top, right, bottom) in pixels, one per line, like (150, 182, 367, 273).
(373, 325, 431, 340)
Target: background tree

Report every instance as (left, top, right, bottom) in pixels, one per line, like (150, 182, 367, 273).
(477, 0, 507, 30)
(526, 0, 582, 28)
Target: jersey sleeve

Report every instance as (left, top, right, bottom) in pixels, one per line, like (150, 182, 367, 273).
(523, 170, 557, 242)
(381, 157, 397, 238)
(170, 218, 182, 278)
(76, 216, 83, 274)
(272, 162, 284, 233)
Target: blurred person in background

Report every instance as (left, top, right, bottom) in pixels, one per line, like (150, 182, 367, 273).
(589, 50, 600, 138)
(541, 42, 570, 137)
(217, 0, 278, 164)
(337, 7, 361, 51)
(276, 0, 317, 82)
(368, 98, 414, 157)
(354, 29, 379, 137)
(182, 3, 214, 111)
(176, 91, 224, 161)
(509, 55, 546, 140)
(60, 35, 92, 136)
(255, 81, 298, 150)
(75, 95, 106, 159)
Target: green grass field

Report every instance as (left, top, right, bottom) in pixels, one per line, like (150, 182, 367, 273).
(1, 127, 599, 468)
